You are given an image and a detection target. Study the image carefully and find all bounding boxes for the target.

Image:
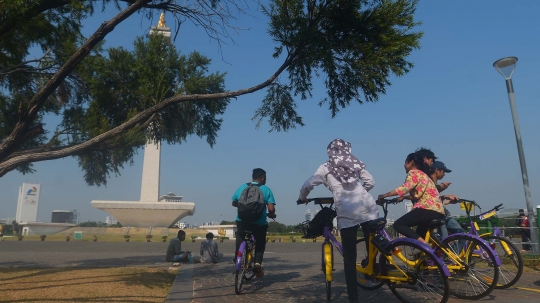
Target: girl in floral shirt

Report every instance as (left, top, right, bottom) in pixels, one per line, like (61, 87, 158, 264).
(378, 152, 445, 243)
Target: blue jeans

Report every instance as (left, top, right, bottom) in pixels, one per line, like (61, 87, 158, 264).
(439, 217, 465, 254)
(171, 253, 188, 262)
(439, 217, 465, 238)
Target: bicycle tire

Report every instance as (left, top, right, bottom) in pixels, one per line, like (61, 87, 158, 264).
(380, 240, 449, 303)
(243, 246, 256, 281)
(481, 235, 523, 289)
(322, 243, 333, 300)
(356, 238, 385, 290)
(441, 234, 499, 300)
(234, 246, 247, 294)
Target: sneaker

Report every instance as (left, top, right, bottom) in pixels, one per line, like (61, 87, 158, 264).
(253, 263, 264, 278)
(172, 263, 180, 266)
(361, 258, 369, 268)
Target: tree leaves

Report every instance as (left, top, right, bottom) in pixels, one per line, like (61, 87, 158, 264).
(258, 0, 422, 124)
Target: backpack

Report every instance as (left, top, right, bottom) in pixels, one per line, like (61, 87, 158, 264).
(302, 207, 337, 239)
(515, 215, 528, 227)
(237, 183, 266, 222)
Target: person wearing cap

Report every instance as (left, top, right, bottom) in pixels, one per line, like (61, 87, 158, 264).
(515, 209, 531, 252)
(429, 161, 463, 238)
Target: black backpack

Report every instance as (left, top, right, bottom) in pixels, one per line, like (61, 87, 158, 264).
(237, 183, 266, 222)
(302, 207, 337, 238)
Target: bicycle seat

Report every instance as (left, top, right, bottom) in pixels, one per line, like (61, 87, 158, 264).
(429, 219, 446, 228)
(363, 218, 387, 232)
(459, 222, 469, 230)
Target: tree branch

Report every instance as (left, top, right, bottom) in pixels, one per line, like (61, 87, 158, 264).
(0, 0, 151, 162)
(0, 53, 297, 177)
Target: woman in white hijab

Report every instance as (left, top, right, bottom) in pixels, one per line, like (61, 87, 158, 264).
(298, 138, 378, 303)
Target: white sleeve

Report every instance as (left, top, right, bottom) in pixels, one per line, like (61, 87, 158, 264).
(359, 169, 375, 192)
(299, 164, 327, 200)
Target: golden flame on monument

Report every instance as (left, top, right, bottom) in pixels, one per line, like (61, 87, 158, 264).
(157, 12, 167, 27)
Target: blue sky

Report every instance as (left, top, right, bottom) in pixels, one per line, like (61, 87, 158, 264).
(1, 1, 539, 226)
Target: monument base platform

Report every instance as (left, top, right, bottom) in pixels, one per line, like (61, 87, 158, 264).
(91, 201, 195, 228)
(20, 222, 76, 235)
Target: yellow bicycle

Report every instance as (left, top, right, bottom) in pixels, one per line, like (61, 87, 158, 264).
(300, 198, 450, 303)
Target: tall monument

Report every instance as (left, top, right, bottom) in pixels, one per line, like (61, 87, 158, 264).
(92, 13, 195, 227)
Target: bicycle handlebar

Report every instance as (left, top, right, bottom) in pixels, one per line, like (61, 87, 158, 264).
(458, 199, 481, 208)
(296, 197, 334, 205)
(494, 203, 504, 211)
(377, 198, 399, 205)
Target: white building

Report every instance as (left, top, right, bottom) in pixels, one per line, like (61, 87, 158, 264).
(174, 222, 191, 229)
(305, 209, 312, 221)
(106, 216, 118, 225)
(16, 183, 41, 223)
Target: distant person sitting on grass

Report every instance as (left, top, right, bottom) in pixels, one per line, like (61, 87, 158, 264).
(200, 232, 223, 263)
(166, 230, 200, 263)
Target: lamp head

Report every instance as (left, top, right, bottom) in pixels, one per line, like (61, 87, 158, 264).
(493, 56, 518, 80)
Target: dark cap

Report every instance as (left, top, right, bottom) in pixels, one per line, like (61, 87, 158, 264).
(432, 161, 451, 173)
(519, 209, 525, 213)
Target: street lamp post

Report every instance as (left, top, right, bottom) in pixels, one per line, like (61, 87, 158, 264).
(493, 56, 538, 254)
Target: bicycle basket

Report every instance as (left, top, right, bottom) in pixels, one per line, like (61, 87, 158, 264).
(300, 220, 320, 239)
(300, 207, 336, 238)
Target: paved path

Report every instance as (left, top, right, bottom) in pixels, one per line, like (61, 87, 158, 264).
(1, 240, 539, 302)
(172, 242, 540, 303)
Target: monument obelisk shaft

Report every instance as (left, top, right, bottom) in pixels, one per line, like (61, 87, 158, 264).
(140, 141, 160, 201)
(140, 12, 170, 202)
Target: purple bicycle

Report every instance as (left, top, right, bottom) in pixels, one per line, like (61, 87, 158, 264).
(234, 214, 275, 294)
(459, 199, 523, 288)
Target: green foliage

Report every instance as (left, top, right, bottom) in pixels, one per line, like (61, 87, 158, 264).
(267, 221, 305, 233)
(78, 221, 107, 227)
(64, 35, 228, 186)
(255, 0, 422, 131)
(1, 0, 422, 185)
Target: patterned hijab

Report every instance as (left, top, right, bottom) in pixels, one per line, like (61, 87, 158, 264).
(326, 139, 366, 184)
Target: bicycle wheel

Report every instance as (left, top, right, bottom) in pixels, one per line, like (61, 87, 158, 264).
(380, 241, 449, 303)
(356, 238, 385, 290)
(234, 246, 247, 294)
(322, 243, 333, 300)
(243, 246, 256, 281)
(481, 235, 523, 288)
(441, 234, 499, 300)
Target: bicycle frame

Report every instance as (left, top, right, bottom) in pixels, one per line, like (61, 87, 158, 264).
(461, 200, 513, 259)
(235, 234, 255, 271)
(321, 202, 451, 279)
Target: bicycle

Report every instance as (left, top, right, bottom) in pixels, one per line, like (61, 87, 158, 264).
(458, 199, 523, 288)
(234, 214, 275, 294)
(234, 229, 256, 294)
(377, 198, 502, 300)
(299, 197, 450, 303)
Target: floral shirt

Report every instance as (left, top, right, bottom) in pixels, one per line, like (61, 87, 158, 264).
(395, 170, 444, 214)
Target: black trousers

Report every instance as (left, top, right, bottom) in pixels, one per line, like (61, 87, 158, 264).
(235, 221, 268, 264)
(393, 208, 445, 240)
(521, 229, 531, 251)
(341, 225, 359, 302)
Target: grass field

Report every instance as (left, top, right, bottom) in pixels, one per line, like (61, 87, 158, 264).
(0, 267, 178, 303)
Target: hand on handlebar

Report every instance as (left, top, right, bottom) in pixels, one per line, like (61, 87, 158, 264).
(296, 198, 308, 205)
(439, 182, 452, 191)
(445, 194, 460, 203)
(267, 213, 276, 220)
